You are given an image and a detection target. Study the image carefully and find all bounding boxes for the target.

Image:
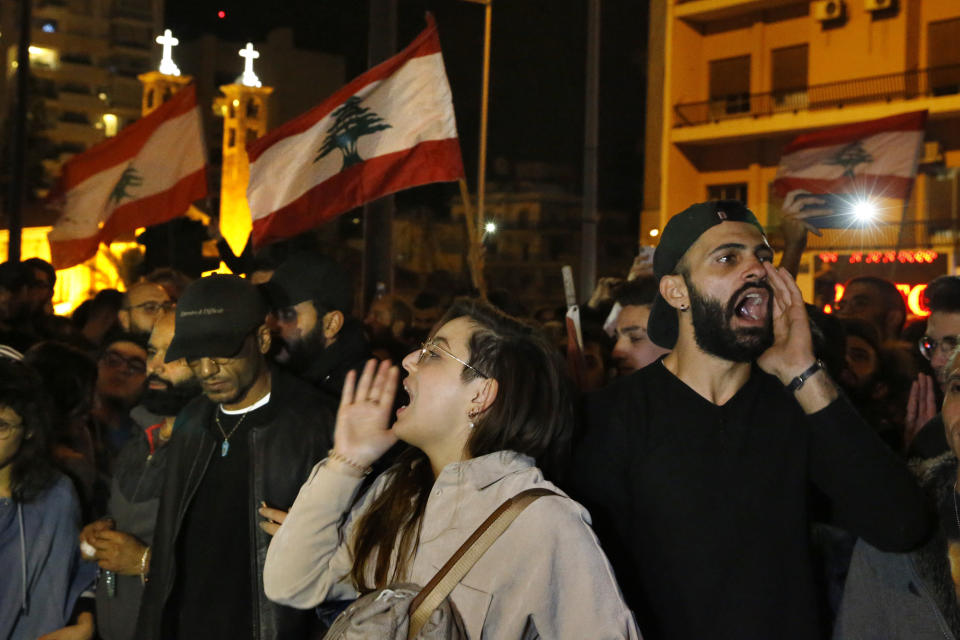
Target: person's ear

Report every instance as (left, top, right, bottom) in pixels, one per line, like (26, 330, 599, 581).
(660, 274, 689, 311)
(117, 309, 131, 331)
(322, 310, 344, 341)
(255, 324, 272, 355)
(470, 378, 499, 416)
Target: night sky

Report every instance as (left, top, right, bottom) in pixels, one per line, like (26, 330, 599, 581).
(165, 0, 648, 211)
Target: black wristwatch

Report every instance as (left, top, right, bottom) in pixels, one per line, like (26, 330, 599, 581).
(785, 359, 824, 393)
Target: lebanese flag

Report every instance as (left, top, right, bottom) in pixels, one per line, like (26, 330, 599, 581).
(773, 111, 927, 201)
(47, 84, 207, 269)
(247, 15, 464, 248)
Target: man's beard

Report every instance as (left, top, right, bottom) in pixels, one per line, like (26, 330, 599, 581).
(686, 277, 774, 363)
(280, 328, 328, 373)
(142, 374, 203, 416)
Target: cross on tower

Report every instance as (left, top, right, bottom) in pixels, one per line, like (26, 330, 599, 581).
(239, 42, 262, 88)
(156, 29, 181, 77)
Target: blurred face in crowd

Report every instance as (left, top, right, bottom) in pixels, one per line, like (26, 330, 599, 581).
(187, 325, 271, 410)
(0, 405, 25, 474)
(924, 311, 960, 388)
(840, 335, 880, 393)
(97, 340, 148, 408)
(834, 281, 902, 342)
(612, 304, 670, 375)
(940, 356, 960, 459)
(365, 297, 393, 336)
(272, 300, 334, 370)
(674, 222, 774, 362)
(120, 282, 173, 336)
(143, 313, 201, 417)
(24, 267, 54, 316)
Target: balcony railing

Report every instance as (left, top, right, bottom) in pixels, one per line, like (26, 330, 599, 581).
(674, 64, 960, 127)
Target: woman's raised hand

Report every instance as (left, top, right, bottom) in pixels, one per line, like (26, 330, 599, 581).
(332, 359, 400, 469)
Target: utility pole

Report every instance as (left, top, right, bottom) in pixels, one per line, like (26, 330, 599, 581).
(580, 0, 600, 301)
(361, 0, 398, 310)
(6, 0, 31, 262)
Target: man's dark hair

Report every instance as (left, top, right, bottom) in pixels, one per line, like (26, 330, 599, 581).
(22, 257, 56, 287)
(616, 277, 659, 307)
(924, 276, 960, 314)
(24, 341, 97, 434)
(100, 330, 150, 358)
(845, 276, 906, 331)
(0, 261, 28, 292)
(0, 358, 58, 502)
(89, 289, 125, 315)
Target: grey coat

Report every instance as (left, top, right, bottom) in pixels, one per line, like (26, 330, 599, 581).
(835, 452, 960, 640)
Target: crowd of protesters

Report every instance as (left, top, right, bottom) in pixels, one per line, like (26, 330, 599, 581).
(5, 200, 960, 638)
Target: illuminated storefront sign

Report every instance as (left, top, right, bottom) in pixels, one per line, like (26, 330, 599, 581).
(829, 282, 930, 318)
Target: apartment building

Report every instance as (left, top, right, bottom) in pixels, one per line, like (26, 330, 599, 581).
(644, 0, 960, 306)
(2, 0, 163, 198)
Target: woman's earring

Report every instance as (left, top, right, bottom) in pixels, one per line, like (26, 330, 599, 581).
(467, 408, 479, 429)
(680, 303, 689, 312)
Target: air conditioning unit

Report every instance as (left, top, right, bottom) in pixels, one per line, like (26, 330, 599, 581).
(865, 0, 893, 11)
(812, 0, 845, 22)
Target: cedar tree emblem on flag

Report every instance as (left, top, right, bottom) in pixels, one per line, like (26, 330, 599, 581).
(314, 97, 392, 170)
(107, 165, 144, 209)
(247, 14, 465, 248)
(825, 141, 874, 179)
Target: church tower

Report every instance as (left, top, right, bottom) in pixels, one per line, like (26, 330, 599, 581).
(214, 42, 274, 256)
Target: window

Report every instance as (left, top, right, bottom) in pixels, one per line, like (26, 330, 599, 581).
(929, 18, 960, 96)
(709, 55, 750, 116)
(772, 45, 808, 110)
(707, 183, 747, 204)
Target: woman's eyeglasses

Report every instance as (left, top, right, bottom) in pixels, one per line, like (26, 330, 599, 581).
(918, 335, 960, 360)
(418, 341, 488, 378)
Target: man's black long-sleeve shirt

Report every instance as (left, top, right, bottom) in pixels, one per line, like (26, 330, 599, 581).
(572, 360, 931, 640)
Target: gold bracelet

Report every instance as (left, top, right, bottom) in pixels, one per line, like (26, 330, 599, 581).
(139, 546, 150, 585)
(327, 449, 372, 476)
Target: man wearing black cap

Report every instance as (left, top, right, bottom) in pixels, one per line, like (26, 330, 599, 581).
(571, 201, 930, 639)
(264, 253, 369, 405)
(135, 275, 333, 640)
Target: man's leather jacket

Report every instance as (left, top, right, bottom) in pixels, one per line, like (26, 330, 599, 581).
(134, 367, 334, 639)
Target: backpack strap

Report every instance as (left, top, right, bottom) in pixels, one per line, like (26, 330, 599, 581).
(407, 487, 557, 639)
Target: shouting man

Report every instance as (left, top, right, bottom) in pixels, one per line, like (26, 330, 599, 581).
(572, 201, 929, 640)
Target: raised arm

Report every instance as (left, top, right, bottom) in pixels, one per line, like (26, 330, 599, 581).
(263, 360, 399, 607)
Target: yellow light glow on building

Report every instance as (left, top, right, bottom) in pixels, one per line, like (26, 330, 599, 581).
(102, 113, 119, 137)
(27, 45, 58, 69)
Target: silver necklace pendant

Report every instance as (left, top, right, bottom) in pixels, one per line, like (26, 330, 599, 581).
(221, 439, 230, 457)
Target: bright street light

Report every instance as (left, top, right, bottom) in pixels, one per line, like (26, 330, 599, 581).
(484, 222, 497, 234)
(851, 199, 877, 222)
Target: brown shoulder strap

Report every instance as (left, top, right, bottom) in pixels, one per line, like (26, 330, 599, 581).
(406, 487, 557, 639)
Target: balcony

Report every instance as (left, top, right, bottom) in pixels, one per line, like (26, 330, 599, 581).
(674, 0, 807, 24)
(671, 64, 960, 144)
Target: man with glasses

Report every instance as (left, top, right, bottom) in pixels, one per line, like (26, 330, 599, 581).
(93, 333, 149, 467)
(908, 276, 960, 458)
(135, 275, 333, 640)
(118, 282, 174, 338)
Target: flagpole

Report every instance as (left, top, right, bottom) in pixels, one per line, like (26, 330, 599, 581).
(458, 178, 487, 296)
(460, 0, 492, 299)
(362, 0, 398, 310)
(6, 0, 31, 263)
